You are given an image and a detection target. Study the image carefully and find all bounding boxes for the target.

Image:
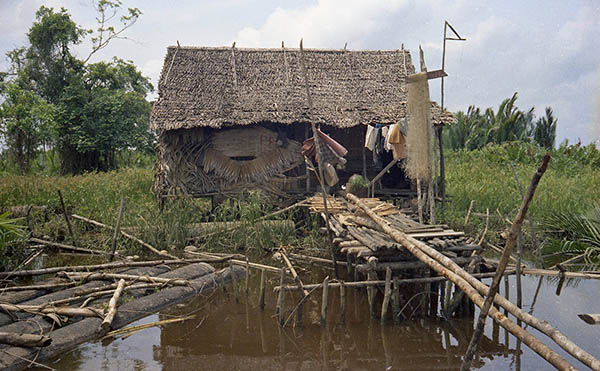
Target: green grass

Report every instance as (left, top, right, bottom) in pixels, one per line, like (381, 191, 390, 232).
(439, 142, 600, 258)
(0, 168, 325, 262)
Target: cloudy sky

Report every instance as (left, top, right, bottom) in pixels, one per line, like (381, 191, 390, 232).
(1, 0, 599, 145)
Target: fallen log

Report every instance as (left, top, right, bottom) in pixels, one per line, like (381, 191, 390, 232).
(345, 192, 588, 371)
(71, 214, 179, 260)
(578, 314, 600, 325)
(98, 279, 125, 334)
(0, 265, 245, 370)
(0, 333, 51, 348)
(29, 238, 108, 256)
(0, 266, 171, 327)
(0, 262, 214, 359)
(0, 303, 103, 318)
(523, 268, 600, 280)
(0, 257, 234, 278)
(356, 256, 480, 273)
(61, 272, 190, 287)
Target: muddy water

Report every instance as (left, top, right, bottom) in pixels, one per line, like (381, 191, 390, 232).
(43, 268, 600, 370)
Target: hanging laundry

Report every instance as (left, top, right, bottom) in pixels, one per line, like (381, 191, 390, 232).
(364, 125, 376, 151)
(301, 127, 348, 187)
(388, 122, 408, 160)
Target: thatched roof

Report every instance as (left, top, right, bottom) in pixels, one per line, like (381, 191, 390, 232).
(150, 46, 455, 131)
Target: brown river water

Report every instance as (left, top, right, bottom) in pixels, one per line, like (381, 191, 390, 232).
(39, 267, 600, 370)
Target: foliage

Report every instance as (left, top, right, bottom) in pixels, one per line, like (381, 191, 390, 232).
(0, 212, 27, 268)
(439, 142, 600, 254)
(445, 93, 557, 150)
(0, 2, 153, 175)
(0, 82, 55, 174)
(542, 208, 600, 265)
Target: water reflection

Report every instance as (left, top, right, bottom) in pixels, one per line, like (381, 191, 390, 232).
(43, 274, 600, 370)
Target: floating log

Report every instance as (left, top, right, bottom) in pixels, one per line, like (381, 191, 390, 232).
(0, 332, 51, 348)
(578, 314, 600, 325)
(71, 214, 179, 260)
(98, 279, 126, 334)
(0, 303, 103, 318)
(0, 257, 234, 278)
(62, 272, 190, 287)
(345, 192, 590, 371)
(0, 265, 172, 328)
(0, 265, 244, 371)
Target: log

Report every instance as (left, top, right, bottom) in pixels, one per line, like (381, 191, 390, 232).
(0, 266, 172, 327)
(0, 265, 245, 371)
(0, 257, 234, 278)
(62, 272, 190, 287)
(345, 192, 582, 371)
(578, 314, 600, 325)
(29, 238, 108, 256)
(188, 220, 294, 237)
(58, 190, 77, 247)
(71, 214, 179, 260)
(0, 303, 103, 318)
(0, 332, 51, 348)
(98, 279, 126, 334)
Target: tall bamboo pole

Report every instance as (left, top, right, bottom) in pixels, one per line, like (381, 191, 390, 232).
(461, 154, 550, 370)
(344, 192, 593, 370)
(298, 39, 338, 279)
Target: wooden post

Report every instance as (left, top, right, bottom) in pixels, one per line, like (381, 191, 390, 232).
(416, 179, 424, 224)
(381, 267, 392, 325)
(230, 260, 238, 303)
(259, 269, 266, 311)
(367, 270, 377, 319)
(109, 197, 125, 262)
(245, 258, 250, 296)
(461, 154, 550, 371)
(321, 276, 329, 327)
(346, 254, 354, 282)
(57, 189, 77, 247)
(277, 268, 286, 326)
(392, 276, 401, 324)
(340, 281, 346, 325)
(438, 125, 446, 202)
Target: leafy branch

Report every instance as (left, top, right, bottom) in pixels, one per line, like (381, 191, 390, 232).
(83, 0, 141, 64)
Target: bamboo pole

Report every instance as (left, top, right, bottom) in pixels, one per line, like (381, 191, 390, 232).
(367, 270, 377, 319)
(258, 269, 266, 311)
(381, 267, 392, 325)
(109, 197, 125, 262)
(99, 279, 125, 334)
(71, 214, 179, 260)
(29, 237, 108, 256)
(0, 257, 230, 278)
(321, 276, 329, 327)
(58, 189, 77, 247)
(344, 192, 582, 371)
(298, 39, 338, 279)
(340, 281, 346, 325)
(0, 332, 52, 348)
(275, 270, 517, 291)
(578, 314, 600, 325)
(63, 272, 190, 286)
(276, 268, 286, 326)
(0, 303, 103, 318)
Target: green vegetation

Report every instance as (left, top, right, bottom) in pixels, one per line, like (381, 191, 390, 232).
(439, 141, 600, 265)
(0, 2, 152, 175)
(444, 93, 557, 151)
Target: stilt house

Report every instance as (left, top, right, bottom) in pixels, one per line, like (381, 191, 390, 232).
(150, 45, 454, 199)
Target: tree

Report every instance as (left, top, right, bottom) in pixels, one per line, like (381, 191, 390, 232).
(57, 58, 153, 173)
(533, 107, 557, 149)
(0, 2, 153, 174)
(0, 82, 55, 174)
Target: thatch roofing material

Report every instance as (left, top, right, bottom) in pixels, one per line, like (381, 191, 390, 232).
(151, 46, 455, 131)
